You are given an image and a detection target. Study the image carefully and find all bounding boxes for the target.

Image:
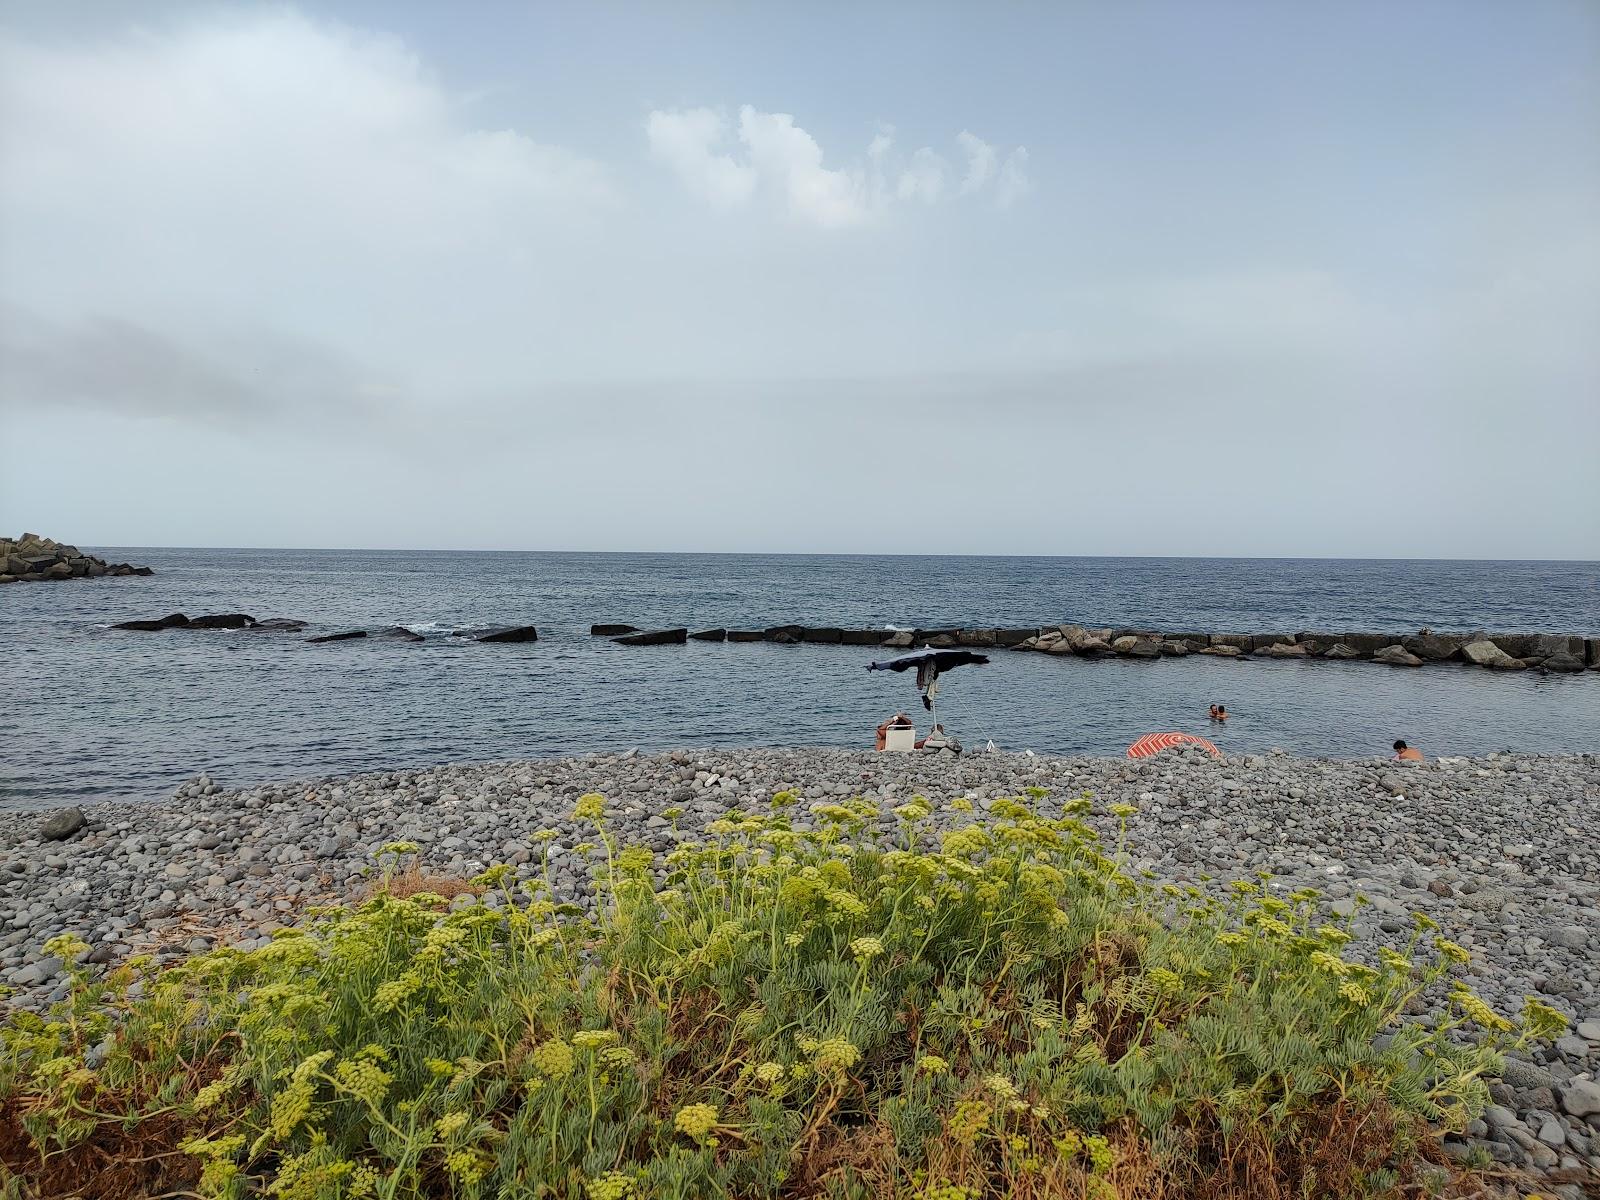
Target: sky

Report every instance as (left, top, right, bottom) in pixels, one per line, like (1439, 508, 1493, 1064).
(1, 1, 1597, 558)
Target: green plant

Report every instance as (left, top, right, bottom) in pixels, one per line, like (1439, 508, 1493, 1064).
(1, 793, 1564, 1200)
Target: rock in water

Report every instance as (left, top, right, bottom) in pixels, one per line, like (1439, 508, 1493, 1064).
(379, 626, 425, 642)
(307, 630, 368, 643)
(1462, 639, 1518, 669)
(41, 807, 87, 841)
(188, 613, 257, 629)
(688, 629, 727, 641)
(477, 626, 539, 643)
(590, 624, 638, 636)
(1373, 645, 1424, 667)
(112, 613, 190, 631)
(613, 628, 688, 646)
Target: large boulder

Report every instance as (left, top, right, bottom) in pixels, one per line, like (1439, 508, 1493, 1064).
(764, 625, 804, 644)
(308, 630, 368, 643)
(1074, 636, 1113, 657)
(1527, 633, 1585, 659)
(614, 628, 688, 646)
(1588, 638, 1600, 669)
(189, 613, 256, 630)
(1322, 643, 1363, 659)
(113, 613, 190, 631)
(1250, 633, 1294, 652)
(727, 630, 765, 642)
(1159, 640, 1191, 656)
(42, 807, 87, 841)
(800, 627, 843, 644)
(994, 628, 1040, 647)
(1198, 644, 1242, 657)
(1402, 633, 1465, 661)
(957, 629, 998, 647)
(922, 632, 958, 648)
(1540, 652, 1585, 672)
(478, 625, 539, 643)
(591, 624, 638, 636)
(838, 630, 881, 645)
(1262, 642, 1309, 658)
(689, 628, 727, 642)
(1111, 636, 1161, 658)
(880, 630, 914, 648)
(1373, 644, 1424, 667)
(1489, 633, 1536, 659)
(1339, 632, 1394, 656)
(1462, 639, 1518, 669)
(379, 626, 425, 642)
(1209, 633, 1254, 652)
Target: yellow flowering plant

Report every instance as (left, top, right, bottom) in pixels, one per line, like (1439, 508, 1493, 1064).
(0, 789, 1551, 1199)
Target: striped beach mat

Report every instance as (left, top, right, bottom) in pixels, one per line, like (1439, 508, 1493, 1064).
(1126, 731, 1221, 759)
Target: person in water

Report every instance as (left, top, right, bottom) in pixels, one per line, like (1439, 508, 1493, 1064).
(1209, 704, 1229, 722)
(1393, 739, 1424, 761)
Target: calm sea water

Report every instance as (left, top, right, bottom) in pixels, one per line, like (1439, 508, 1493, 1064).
(3, 549, 1597, 811)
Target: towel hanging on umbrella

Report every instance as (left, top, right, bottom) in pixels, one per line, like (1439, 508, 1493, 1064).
(867, 648, 989, 711)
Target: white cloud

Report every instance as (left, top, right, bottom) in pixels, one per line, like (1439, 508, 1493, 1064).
(896, 147, 948, 204)
(644, 107, 757, 210)
(956, 131, 997, 193)
(646, 109, 1024, 225)
(736, 106, 869, 228)
(995, 147, 1030, 209)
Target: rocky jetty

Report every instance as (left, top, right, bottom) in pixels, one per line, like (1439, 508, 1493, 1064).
(5, 748, 1597, 1188)
(0, 533, 150, 583)
(594, 619, 1600, 672)
(113, 613, 307, 633)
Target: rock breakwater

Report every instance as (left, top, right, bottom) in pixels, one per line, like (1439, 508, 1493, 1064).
(595, 621, 1600, 672)
(6, 749, 1598, 1185)
(0, 533, 150, 583)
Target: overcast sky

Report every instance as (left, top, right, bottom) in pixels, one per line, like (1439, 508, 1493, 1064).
(1, 1, 1596, 557)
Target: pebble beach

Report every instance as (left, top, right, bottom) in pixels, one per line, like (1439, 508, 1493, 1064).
(6, 747, 1600, 1187)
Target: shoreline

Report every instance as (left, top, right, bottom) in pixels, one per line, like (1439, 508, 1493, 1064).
(5, 746, 1600, 1175)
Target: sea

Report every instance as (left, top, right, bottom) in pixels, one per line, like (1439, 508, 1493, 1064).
(3, 549, 1597, 811)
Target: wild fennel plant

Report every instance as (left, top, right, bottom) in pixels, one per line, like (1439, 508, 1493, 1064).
(0, 789, 1566, 1199)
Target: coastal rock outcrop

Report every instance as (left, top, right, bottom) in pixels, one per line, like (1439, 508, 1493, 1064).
(307, 630, 368, 644)
(0, 533, 151, 583)
(613, 628, 688, 646)
(113, 613, 191, 631)
(477, 625, 540, 643)
(591, 624, 639, 636)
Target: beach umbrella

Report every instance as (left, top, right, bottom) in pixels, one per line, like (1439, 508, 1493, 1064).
(866, 648, 989, 722)
(1126, 732, 1220, 759)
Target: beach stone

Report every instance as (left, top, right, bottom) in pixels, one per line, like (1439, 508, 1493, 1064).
(1563, 1080, 1600, 1118)
(1577, 1021, 1600, 1041)
(41, 807, 87, 841)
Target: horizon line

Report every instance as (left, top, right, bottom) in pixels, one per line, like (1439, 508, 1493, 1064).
(69, 542, 1600, 566)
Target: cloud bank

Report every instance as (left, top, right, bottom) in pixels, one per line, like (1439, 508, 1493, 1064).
(645, 107, 1028, 226)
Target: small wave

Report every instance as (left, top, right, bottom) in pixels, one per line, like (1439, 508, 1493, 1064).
(400, 621, 461, 635)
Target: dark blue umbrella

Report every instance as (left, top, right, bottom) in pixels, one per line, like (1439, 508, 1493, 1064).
(867, 648, 990, 714)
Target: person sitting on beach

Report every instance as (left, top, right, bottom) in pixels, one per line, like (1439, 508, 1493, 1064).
(1209, 704, 1228, 722)
(1393, 739, 1424, 761)
(876, 713, 912, 751)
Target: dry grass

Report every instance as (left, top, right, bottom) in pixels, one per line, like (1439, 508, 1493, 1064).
(361, 861, 482, 902)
